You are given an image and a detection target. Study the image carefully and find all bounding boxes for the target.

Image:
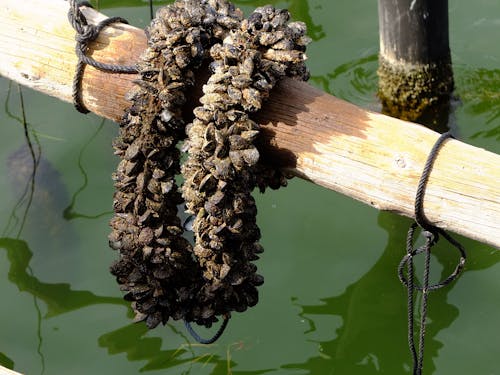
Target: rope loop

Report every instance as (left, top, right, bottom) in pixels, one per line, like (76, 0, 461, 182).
(74, 24, 97, 43)
(398, 225, 465, 292)
(184, 314, 231, 345)
(68, 0, 92, 33)
(399, 131, 467, 375)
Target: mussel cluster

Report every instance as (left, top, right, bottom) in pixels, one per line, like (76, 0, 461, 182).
(109, 0, 309, 329)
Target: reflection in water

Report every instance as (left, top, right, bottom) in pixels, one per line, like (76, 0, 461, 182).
(456, 67, 500, 140)
(99, 323, 207, 373)
(1, 84, 46, 373)
(0, 235, 127, 373)
(5, 144, 69, 246)
(287, 213, 500, 374)
(311, 53, 461, 133)
(63, 119, 112, 220)
(312, 53, 455, 129)
(0, 352, 15, 371)
(99, 323, 262, 374)
(0, 238, 126, 317)
(0, 84, 125, 373)
(3, 83, 41, 240)
(286, 214, 419, 373)
(4, 83, 72, 252)
(310, 54, 380, 110)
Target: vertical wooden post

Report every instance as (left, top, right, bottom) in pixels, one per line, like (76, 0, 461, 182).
(377, 0, 454, 122)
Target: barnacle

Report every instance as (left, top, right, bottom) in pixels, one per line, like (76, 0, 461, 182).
(109, 0, 309, 329)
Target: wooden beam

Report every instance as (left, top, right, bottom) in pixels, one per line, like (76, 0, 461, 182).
(1, 0, 499, 248)
(0, 0, 145, 119)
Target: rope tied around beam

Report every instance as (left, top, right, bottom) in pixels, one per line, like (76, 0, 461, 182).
(101, 0, 309, 343)
(398, 131, 467, 375)
(67, 0, 139, 113)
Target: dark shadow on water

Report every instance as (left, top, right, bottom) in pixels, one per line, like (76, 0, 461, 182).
(283, 213, 418, 374)
(0, 238, 126, 317)
(455, 67, 500, 140)
(0, 83, 125, 374)
(4, 83, 73, 252)
(99, 322, 273, 374)
(283, 212, 500, 374)
(99, 323, 211, 373)
(311, 54, 380, 110)
(5, 143, 73, 248)
(0, 352, 15, 370)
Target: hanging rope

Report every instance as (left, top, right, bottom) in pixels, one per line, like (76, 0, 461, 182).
(67, 0, 138, 113)
(398, 131, 466, 375)
(184, 314, 230, 345)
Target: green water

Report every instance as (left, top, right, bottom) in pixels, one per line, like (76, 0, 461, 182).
(0, 1, 499, 374)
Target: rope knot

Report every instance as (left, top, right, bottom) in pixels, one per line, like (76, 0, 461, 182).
(67, 0, 138, 113)
(75, 24, 99, 43)
(422, 230, 438, 246)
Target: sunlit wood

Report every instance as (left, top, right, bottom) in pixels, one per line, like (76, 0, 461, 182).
(1, 0, 499, 248)
(0, 364, 23, 375)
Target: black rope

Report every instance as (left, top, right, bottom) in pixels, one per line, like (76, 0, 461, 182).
(398, 131, 466, 375)
(184, 314, 230, 344)
(67, 0, 138, 113)
(149, 0, 154, 21)
(414, 132, 454, 232)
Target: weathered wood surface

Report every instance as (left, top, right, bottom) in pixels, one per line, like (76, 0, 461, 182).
(0, 364, 23, 375)
(1, 0, 499, 248)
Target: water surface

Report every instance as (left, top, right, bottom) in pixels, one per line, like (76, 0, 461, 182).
(0, 1, 499, 374)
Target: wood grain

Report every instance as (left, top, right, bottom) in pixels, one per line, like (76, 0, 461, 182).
(0, 364, 23, 375)
(1, 0, 499, 247)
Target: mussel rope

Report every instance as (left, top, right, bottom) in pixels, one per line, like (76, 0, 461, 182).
(68, 0, 309, 344)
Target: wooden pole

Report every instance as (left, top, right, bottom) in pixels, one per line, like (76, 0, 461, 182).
(377, 0, 454, 121)
(1, 0, 499, 248)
